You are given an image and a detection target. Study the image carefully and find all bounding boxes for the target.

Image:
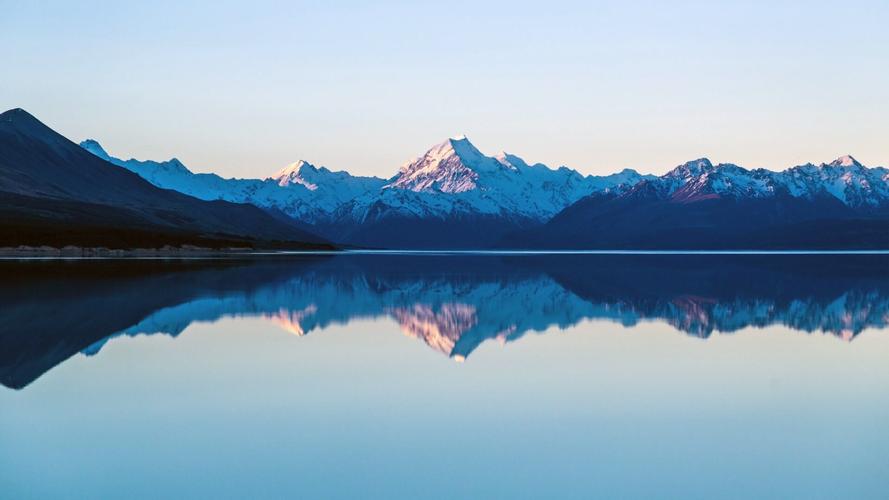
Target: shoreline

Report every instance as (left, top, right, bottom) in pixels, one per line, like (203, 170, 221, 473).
(0, 245, 265, 258)
(1, 246, 888, 259)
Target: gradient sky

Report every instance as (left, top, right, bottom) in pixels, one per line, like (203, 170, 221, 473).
(2, 0, 888, 178)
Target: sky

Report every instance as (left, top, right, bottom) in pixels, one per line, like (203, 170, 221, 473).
(2, 0, 888, 179)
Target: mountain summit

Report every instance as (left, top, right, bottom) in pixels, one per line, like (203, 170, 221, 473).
(273, 160, 323, 190)
(0, 108, 42, 127)
(79, 139, 111, 160)
(388, 136, 497, 193)
(0, 108, 75, 154)
(828, 155, 863, 168)
(378, 135, 648, 219)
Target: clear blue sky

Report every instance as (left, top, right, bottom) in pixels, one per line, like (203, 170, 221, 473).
(2, 0, 888, 178)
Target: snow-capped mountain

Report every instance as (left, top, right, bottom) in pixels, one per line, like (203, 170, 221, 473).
(518, 155, 889, 249)
(781, 156, 889, 207)
(632, 155, 889, 208)
(307, 136, 654, 246)
(390, 135, 486, 193)
(377, 135, 650, 220)
(79, 134, 888, 248)
(80, 139, 386, 224)
(80, 136, 651, 247)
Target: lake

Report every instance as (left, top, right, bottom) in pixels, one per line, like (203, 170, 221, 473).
(1, 253, 888, 499)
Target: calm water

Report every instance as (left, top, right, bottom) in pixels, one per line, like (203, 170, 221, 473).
(1, 254, 888, 499)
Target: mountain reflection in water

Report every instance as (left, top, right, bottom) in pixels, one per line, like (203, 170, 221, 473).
(1, 254, 887, 389)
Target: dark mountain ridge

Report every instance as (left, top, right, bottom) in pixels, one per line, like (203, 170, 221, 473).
(0, 108, 329, 250)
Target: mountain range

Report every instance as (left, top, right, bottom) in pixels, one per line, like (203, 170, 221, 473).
(513, 156, 889, 249)
(82, 127, 889, 250)
(1, 107, 887, 250)
(82, 134, 652, 247)
(0, 109, 329, 250)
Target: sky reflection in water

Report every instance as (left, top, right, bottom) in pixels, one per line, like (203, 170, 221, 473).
(1, 254, 888, 499)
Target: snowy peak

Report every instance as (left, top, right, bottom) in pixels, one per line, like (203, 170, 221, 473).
(378, 137, 645, 221)
(271, 160, 387, 198)
(620, 154, 889, 208)
(273, 160, 322, 190)
(79, 139, 110, 161)
(446, 135, 487, 165)
(494, 152, 524, 170)
(659, 158, 777, 201)
(828, 155, 863, 168)
(388, 136, 496, 193)
(274, 159, 316, 178)
(665, 158, 715, 179)
(398, 135, 481, 173)
(783, 155, 888, 206)
(494, 151, 543, 170)
(79, 139, 191, 175)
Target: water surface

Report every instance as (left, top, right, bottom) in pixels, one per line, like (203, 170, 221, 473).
(1, 254, 888, 499)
